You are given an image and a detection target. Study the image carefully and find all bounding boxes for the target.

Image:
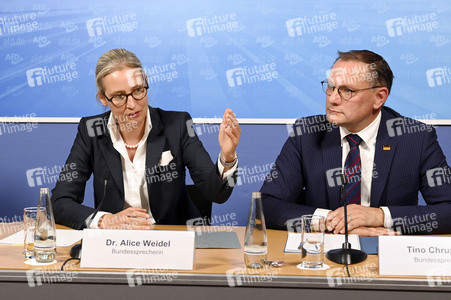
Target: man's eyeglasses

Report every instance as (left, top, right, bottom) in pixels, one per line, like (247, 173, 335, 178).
(103, 84, 149, 106)
(321, 81, 380, 101)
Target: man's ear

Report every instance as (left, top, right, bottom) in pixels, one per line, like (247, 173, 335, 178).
(373, 87, 389, 110)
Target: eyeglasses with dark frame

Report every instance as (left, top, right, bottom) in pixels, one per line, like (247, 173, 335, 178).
(321, 80, 380, 101)
(103, 82, 149, 106)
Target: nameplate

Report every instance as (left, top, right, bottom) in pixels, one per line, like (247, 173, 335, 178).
(379, 236, 451, 276)
(80, 229, 195, 270)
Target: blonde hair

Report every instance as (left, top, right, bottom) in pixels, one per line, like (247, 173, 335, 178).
(95, 48, 144, 94)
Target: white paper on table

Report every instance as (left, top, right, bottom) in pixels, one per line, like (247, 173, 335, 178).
(284, 232, 361, 253)
(0, 229, 83, 247)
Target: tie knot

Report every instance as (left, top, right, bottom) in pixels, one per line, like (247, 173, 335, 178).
(346, 134, 362, 147)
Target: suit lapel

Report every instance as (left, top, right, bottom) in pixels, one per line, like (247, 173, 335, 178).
(97, 114, 124, 196)
(146, 107, 166, 222)
(371, 109, 397, 207)
(146, 107, 166, 169)
(321, 126, 342, 210)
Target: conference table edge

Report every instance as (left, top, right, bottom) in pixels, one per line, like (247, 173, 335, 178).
(0, 269, 450, 292)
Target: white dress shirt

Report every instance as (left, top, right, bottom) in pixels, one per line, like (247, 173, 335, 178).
(86, 108, 237, 228)
(314, 111, 393, 228)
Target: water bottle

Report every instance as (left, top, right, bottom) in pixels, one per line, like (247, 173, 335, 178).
(34, 188, 56, 263)
(244, 192, 267, 268)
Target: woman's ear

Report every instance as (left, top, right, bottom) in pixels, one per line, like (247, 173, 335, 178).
(97, 92, 108, 106)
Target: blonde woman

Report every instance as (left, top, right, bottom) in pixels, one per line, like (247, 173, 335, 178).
(52, 48, 241, 230)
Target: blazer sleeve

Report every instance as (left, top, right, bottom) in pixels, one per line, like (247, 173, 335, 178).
(388, 127, 451, 234)
(179, 112, 234, 204)
(51, 118, 96, 229)
(260, 133, 318, 230)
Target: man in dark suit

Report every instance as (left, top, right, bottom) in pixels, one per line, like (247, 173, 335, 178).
(52, 49, 241, 230)
(260, 50, 451, 235)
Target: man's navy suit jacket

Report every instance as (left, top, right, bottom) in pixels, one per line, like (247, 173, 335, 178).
(52, 107, 233, 229)
(260, 106, 451, 234)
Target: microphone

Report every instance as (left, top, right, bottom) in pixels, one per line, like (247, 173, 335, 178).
(87, 170, 111, 228)
(70, 170, 111, 259)
(326, 173, 367, 266)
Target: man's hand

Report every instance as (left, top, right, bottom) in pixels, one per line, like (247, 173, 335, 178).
(98, 207, 152, 230)
(349, 226, 400, 237)
(326, 204, 385, 234)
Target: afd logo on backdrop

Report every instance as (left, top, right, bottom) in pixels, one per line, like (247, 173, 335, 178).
(286, 13, 338, 37)
(226, 63, 278, 87)
(386, 13, 438, 37)
(86, 13, 138, 37)
(26, 63, 79, 87)
(426, 67, 451, 87)
(186, 13, 240, 37)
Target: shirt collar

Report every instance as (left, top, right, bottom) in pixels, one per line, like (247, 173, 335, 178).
(339, 110, 382, 149)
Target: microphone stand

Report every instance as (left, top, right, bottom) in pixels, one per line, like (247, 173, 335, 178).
(70, 171, 110, 259)
(326, 174, 367, 266)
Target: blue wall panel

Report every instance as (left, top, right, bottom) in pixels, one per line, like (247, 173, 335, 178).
(1, 123, 450, 226)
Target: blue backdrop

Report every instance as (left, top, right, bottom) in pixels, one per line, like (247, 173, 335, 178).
(0, 0, 450, 119)
(1, 1, 451, 227)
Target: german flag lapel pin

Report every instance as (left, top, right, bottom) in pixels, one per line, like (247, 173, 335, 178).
(383, 145, 391, 151)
